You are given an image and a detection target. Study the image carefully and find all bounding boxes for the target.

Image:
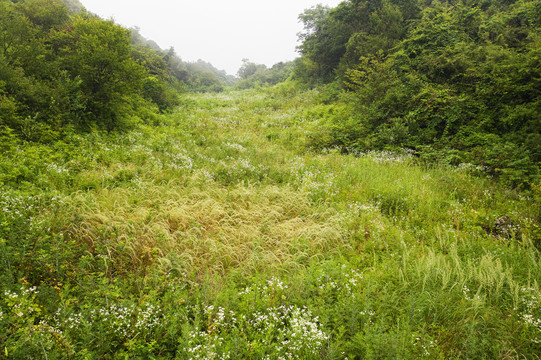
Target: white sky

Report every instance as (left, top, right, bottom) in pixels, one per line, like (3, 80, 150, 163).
(81, 0, 343, 75)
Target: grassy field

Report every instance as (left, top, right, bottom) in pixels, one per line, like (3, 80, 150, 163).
(1, 87, 540, 359)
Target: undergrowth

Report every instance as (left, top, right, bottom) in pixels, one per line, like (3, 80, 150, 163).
(1, 88, 540, 359)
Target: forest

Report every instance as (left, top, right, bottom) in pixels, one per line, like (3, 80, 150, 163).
(1, 0, 540, 358)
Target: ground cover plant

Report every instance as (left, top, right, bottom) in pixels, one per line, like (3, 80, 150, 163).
(1, 87, 540, 359)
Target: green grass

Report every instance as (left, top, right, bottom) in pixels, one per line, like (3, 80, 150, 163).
(1, 89, 540, 359)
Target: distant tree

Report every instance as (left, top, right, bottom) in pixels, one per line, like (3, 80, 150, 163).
(237, 58, 265, 79)
(296, 4, 341, 82)
(60, 0, 85, 13)
(235, 61, 294, 89)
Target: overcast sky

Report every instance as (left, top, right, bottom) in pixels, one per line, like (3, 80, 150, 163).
(81, 0, 343, 75)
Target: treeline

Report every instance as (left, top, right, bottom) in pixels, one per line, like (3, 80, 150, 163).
(235, 59, 295, 89)
(130, 30, 236, 93)
(0, 0, 231, 140)
(293, 0, 540, 188)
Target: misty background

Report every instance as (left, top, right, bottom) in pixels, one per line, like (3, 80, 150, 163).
(81, 0, 343, 75)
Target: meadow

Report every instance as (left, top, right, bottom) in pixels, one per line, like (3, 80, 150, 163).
(1, 87, 540, 359)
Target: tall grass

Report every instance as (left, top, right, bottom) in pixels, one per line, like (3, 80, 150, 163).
(0, 89, 539, 359)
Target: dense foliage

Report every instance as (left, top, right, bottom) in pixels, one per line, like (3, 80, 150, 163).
(0, 0, 151, 135)
(0, 0, 234, 140)
(295, 0, 541, 188)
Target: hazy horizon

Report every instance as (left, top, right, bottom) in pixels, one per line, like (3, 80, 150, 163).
(81, 0, 343, 76)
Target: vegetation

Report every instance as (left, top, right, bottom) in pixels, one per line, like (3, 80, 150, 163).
(1, 87, 540, 358)
(0, 0, 235, 142)
(1, 0, 540, 359)
(294, 0, 540, 189)
(0, 0, 164, 136)
(235, 59, 295, 89)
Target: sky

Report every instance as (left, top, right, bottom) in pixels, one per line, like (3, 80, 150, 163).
(81, 0, 343, 75)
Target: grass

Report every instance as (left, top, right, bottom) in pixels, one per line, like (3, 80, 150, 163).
(0, 88, 540, 359)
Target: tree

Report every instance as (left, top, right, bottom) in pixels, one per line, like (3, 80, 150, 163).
(52, 16, 146, 130)
(296, 4, 350, 82)
(0, 0, 38, 67)
(295, 0, 420, 84)
(237, 59, 263, 79)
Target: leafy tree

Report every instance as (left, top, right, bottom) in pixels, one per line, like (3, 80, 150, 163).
(51, 16, 146, 130)
(297, 4, 350, 82)
(0, 0, 232, 139)
(237, 58, 264, 79)
(296, 0, 419, 83)
(19, 0, 69, 32)
(0, 0, 39, 67)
